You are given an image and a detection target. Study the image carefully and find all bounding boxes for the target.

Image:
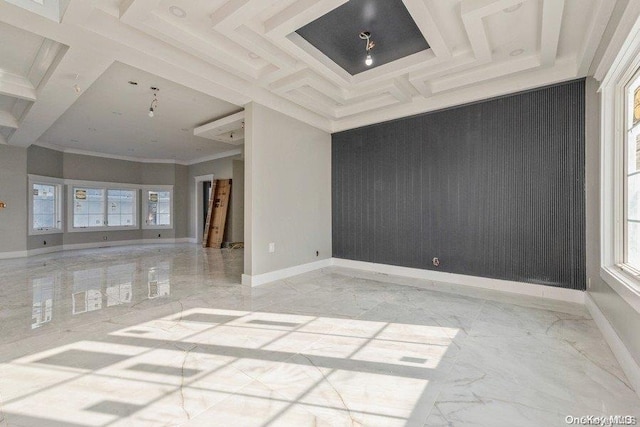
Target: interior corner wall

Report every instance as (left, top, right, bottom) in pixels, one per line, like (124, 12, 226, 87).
(585, 77, 640, 366)
(173, 164, 189, 239)
(230, 159, 244, 243)
(0, 145, 28, 255)
(244, 102, 332, 277)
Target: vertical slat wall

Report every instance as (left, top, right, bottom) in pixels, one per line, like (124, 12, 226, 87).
(332, 80, 586, 290)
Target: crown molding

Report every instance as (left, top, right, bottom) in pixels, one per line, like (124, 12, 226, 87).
(32, 142, 242, 166)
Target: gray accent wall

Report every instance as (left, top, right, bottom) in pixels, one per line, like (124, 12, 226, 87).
(63, 153, 141, 183)
(27, 145, 63, 178)
(332, 80, 586, 290)
(0, 145, 28, 254)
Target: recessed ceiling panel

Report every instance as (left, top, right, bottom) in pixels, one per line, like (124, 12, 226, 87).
(295, 0, 430, 75)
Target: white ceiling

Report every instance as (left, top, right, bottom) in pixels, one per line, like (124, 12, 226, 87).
(38, 61, 242, 161)
(0, 0, 626, 160)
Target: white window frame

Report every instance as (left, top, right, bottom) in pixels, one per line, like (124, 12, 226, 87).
(28, 175, 64, 235)
(66, 179, 139, 232)
(141, 185, 174, 229)
(599, 17, 640, 314)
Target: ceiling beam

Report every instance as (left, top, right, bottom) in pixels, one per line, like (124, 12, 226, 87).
(7, 48, 113, 147)
(0, 72, 37, 102)
(578, 0, 617, 76)
(0, 111, 19, 129)
(461, 0, 525, 61)
(402, 0, 451, 59)
(540, 0, 565, 67)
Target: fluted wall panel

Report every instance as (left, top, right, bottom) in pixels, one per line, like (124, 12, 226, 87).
(332, 80, 586, 290)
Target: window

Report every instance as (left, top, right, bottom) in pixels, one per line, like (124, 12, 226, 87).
(599, 28, 640, 314)
(107, 189, 136, 227)
(28, 175, 63, 235)
(142, 186, 173, 228)
(626, 73, 640, 271)
(68, 181, 138, 231)
(72, 187, 105, 228)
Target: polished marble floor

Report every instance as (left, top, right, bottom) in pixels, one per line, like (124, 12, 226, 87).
(0, 244, 638, 427)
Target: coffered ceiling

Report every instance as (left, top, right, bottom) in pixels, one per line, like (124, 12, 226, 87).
(0, 0, 622, 160)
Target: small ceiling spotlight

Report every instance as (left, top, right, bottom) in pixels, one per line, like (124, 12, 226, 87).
(148, 86, 159, 118)
(359, 31, 375, 67)
(73, 74, 81, 94)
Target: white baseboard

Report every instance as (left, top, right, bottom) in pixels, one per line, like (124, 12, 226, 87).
(27, 246, 63, 256)
(242, 258, 333, 287)
(0, 238, 197, 259)
(585, 293, 640, 398)
(331, 258, 585, 304)
(0, 250, 28, 260)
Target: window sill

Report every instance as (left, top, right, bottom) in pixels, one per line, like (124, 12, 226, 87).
(28, 229, 63, 236)
(67, 226, 139, 233)
(142, 225, 174, 230)
(601, 265, 640, 314)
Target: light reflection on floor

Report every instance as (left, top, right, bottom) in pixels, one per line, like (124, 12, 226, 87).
(0, 244, 638, 426)
(2, 307, 455, 426)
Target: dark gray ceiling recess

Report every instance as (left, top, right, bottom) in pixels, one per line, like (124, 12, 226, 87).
(296, 0, 430, 75)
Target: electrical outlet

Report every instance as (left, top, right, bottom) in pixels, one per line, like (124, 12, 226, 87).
(268, 242, 275, 253)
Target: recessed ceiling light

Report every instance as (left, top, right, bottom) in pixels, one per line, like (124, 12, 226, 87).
(169, 5, 186, 18)
(503, 4, 522, 13)
(510, 49, 524, 57)
(128, 81, 138, 86)
(248, 52, 260, 59)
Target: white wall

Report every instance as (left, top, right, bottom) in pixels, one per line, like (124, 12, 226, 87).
(585, 78, 640, 366)
(244, 102, 331, 277)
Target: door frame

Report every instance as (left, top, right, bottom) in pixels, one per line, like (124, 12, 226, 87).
(194, 174, 214, 244)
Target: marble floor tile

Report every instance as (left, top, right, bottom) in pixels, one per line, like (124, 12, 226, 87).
(0, 244, 638, 427)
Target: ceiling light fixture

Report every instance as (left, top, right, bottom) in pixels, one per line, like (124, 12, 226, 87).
(169, 6, 186, 18)
(148, 87, 159, 118)
(359, 31, 375, 67)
